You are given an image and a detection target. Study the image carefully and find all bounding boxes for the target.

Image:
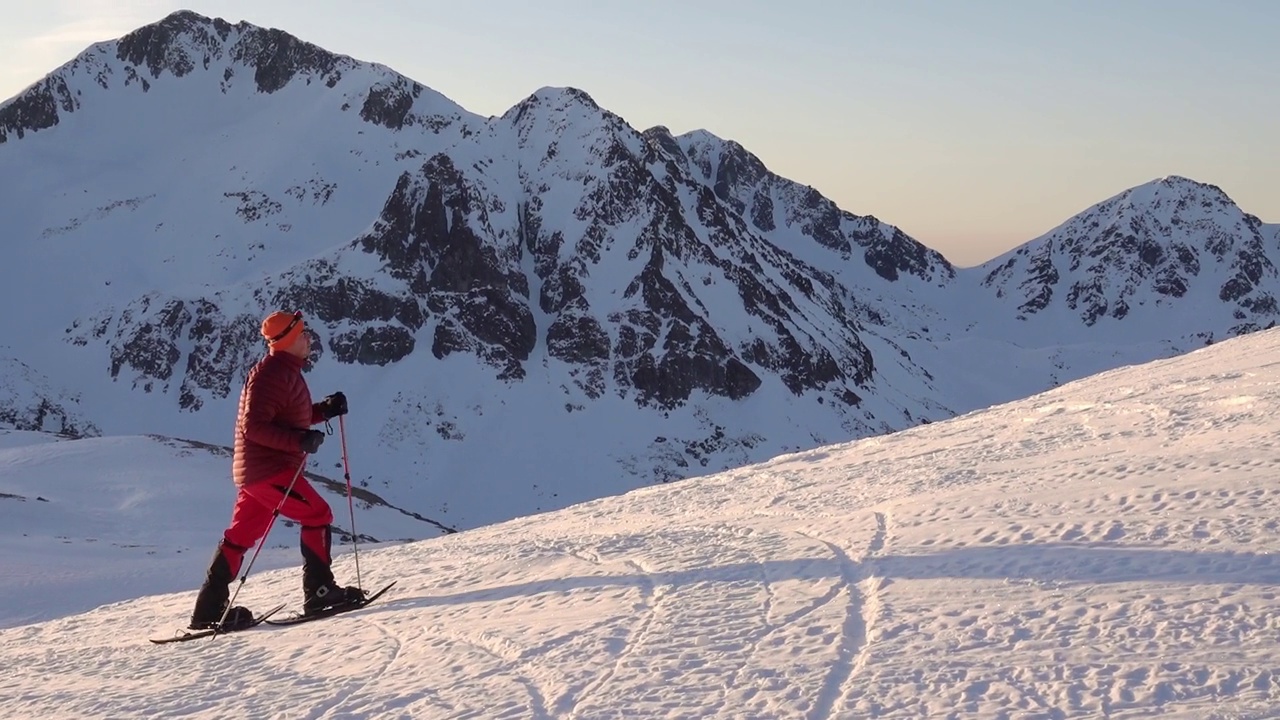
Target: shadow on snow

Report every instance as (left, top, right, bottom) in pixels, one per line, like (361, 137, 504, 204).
(376, 543, 1280, 609)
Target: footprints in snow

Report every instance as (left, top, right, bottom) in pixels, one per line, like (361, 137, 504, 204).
(911, 484, 1280, 550)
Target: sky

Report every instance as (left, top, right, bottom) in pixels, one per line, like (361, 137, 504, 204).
(5, 327, 1280, 717)
(2, 1, 1277, 265)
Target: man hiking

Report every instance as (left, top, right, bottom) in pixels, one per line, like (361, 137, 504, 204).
(189, 309, 364, 629)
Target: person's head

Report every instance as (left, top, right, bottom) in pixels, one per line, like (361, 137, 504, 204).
(261, 310, 311, 358)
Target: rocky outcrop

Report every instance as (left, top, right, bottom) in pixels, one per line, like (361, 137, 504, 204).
(11, 13, 1280, 530)
(980, 177, 1280, 331)
(0, 357, 100, 437)
(0, 76, 76, 142)
(676, 131, 956, 285)
(0, 9, 469, 145)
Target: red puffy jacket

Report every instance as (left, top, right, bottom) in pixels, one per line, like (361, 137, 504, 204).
(232, 352, 324, 486)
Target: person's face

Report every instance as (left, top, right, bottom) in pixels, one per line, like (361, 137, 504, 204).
(291, 329, 312, 359)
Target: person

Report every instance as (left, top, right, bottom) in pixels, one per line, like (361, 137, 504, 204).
(189, 309, 365, 630)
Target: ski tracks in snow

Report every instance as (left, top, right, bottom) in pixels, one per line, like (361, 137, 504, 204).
(561, 556, 664, 720)
(300, 616, 404, 720)
(804, 509, 891, 720)
(426, 521, 894, 719)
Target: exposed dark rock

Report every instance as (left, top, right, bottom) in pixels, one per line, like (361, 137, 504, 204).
(1153, 269, 1188, 298)
(116, 11, 233, 79)
(0, 398, 98, 437)
(642, 126, 687, 164)
(1137, 237, 1164, 267)
(278, 264, 425, 331)
(235, 27, 341, 94)
(360, 81, 421, 130)
(330, 325, 415, 365)
(547, 313, 610, 365)
(0, 77, 76, 143)
(682, 134, 953, 284)
(360, 172, 438, 293)
(1018, 244, 1060, 315)
(108, 298, 189, 382)
(178, 304, 259, 411)
(863, 226, 942, 282)
(751, 187, 775, 232)
(539, 265, 587, 315)
(609, 246, 764, 408)
(115, 10, 346, 93)
(362, 156, 536, 379)
(0, 357, 101, 438)
(224, 191, 283, 222)
(712, 143, 768, 215)
(792, 187, 849, 254)
(983, 176, 1279, 329)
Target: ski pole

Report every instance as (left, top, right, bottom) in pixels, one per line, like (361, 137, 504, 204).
(338, 415, 363, 591)
(213, 454, 308, 635)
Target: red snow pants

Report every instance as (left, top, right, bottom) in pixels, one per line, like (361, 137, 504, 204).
(217, 467, 334, 576)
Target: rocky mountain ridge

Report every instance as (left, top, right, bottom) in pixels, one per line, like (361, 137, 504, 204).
(981, 176, 1279, 336)
(1, 11, 1276, 529)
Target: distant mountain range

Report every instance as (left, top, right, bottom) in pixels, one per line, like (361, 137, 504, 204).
(1, 10, 1275, 531)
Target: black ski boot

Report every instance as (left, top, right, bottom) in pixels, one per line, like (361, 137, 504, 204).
(304, 581, 367, 615)
(191, 605, 255, 631)
(189, 542, 254, 630)
(301, 524, 365, 614)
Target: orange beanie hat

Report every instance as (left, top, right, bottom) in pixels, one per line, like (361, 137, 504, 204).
(261, 310, 305, 349)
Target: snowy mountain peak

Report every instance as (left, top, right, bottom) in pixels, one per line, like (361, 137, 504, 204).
(0, 9, 469, 142)
(501, 85, 638, 159)
(503, 86, 618, 128)
(672, 127, 952, 285)
(113, 10, 242, 83)
(0, 2, 931, 516)
(522, 85, 602, 112)
(979, 175, 1277, 333)
(2, 12, 1278, 532)
(1116, 175, 1236, 216)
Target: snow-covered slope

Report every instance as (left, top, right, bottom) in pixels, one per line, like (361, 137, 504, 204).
(2, 11, 1277, 533)
(0, 429, 447, 626)
(5, 327, 1280, 718)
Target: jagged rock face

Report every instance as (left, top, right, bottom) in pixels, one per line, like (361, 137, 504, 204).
(0, 9, 466, 145)
(7, 11, 1280, 531)
(13, 8, 1280, 537)
(68, 295, 265, 410)
(106, 87, 868, 413)
(360, 155, 536, 380)
(114, 11, 235, 81)
(676, 132, 956, 285)
(5, 9, 480, 407)
(489, 91, 877, 409)
(273, 259, 424, 366)
(0, 358, 100, 437)
(111, 9, 351, 95)
(0, 397, 96, 437)
(0, 76, 76, 142)
(980, 177, 1280, 333)
(609, 243, 764, 408)
(66, 258, 436, 409)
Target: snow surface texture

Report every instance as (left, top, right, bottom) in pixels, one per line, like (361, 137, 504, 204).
(4, 328, 1280, 718)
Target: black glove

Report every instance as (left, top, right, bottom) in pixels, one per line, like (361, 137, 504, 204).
(300, 430, 325, 454)
(318, 392, 348, 419)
